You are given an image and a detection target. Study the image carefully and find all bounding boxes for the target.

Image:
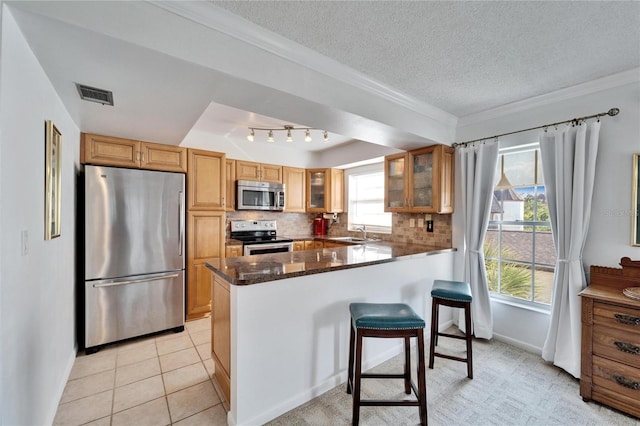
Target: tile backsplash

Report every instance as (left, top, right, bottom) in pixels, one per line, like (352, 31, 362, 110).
(226, 211, 316, 237)
(329, 212, 451, 246)
(227, 211, 452, 247)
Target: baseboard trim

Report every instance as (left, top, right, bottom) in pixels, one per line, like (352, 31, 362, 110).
(45, 344, 77, 424)
(492, 332, 542, 355)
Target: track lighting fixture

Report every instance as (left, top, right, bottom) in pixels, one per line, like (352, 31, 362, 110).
(246, 125, 329, 144)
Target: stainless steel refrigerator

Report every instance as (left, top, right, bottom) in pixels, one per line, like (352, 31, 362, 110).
(84, 165, 185, 353)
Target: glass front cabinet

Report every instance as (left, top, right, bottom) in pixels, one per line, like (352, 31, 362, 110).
(384, 144, 454, 214)
(306, 168, 344, 213)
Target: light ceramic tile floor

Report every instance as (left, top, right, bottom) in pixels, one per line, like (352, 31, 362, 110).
(54, 318, 228, 426)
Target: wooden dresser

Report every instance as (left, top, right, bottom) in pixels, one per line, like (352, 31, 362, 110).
(580, 257, 640, 418)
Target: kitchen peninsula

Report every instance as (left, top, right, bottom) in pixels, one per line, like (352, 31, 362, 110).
(206, 241, 456, 425)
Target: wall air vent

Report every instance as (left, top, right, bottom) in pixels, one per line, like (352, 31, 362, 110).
(75, 83, 114, 106)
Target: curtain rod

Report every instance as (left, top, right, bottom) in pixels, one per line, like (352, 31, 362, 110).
(452, 107, 620, 148)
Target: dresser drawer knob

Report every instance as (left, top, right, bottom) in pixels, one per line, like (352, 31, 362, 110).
(613, 374, 640, 390)
(614, 313, 640, 326)
(614, 341, 640, 355)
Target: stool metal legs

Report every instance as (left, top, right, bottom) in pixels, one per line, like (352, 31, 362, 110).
(346, 322, 428, 425)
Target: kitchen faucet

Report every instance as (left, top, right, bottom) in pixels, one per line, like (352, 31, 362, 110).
(356, 225, 367, 240)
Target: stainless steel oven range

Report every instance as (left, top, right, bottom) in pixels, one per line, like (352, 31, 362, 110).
(230, 220, 293, 256)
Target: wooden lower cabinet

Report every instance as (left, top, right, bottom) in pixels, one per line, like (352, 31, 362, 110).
(306, 240, 324, 250)
(225, 245, 242, 258)
(580, 258, 640, 418)
(187, 263, 214, 320)
(293, 241, 306, 251)
(211, 274, 231, 406)
(186, 211, 224, 320)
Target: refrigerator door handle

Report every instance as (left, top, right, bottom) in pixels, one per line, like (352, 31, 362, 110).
(92, 273, 180, 288)
(178, 190, 185, 257)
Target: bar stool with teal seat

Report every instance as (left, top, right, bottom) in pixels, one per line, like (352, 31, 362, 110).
(428, 279, 473, 379)
(346, 303, 427, 426)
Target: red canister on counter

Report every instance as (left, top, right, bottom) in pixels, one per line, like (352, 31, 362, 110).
(313, 214, 328, 236)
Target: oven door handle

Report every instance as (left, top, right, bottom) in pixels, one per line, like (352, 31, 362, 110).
(244, 242, 293, 256)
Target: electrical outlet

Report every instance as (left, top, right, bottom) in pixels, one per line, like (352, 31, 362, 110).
(409, 218, 416, 228)
(427, 220, 434, 233)
(425, 214, 432, 221)
(417, 218, 424, 228)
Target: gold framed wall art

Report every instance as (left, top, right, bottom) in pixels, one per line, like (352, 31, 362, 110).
(633, 153, 640, 247)
(45, 120, 61, 240)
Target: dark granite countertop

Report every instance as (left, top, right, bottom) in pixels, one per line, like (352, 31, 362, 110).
(206, 242, 456, 285)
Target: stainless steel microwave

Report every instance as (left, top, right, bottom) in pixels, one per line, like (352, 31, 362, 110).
(236, 180, 285, 211)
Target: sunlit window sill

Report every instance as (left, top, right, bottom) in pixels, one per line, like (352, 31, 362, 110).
(490, 295, 551, 315)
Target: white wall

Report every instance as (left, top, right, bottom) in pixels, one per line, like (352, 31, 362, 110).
(0, 6, 79, 425)
(453, 77, 640, 352)
(230, 251, 455, 425)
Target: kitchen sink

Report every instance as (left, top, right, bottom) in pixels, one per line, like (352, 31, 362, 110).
(328, 237, 380, 243)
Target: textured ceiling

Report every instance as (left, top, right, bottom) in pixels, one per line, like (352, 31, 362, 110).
(213, 1, 640, 117)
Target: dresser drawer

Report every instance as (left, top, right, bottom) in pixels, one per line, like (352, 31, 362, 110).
(594, 302, 640, 336)
(593, 324, 640, 366)
(592, 355, 640, 407)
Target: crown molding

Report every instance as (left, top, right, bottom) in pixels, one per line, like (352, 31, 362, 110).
(149, 1, 458, 128)
(458, 68, 640, 127)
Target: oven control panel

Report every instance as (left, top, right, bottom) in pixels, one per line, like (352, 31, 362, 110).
(230, 220, 277, 233)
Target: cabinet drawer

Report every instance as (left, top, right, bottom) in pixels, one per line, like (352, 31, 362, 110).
(594, 302, 640, 336)
(593, 324, 640, 366)
(592, 355, 640, 406)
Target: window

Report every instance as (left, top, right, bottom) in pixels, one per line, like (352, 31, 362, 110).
(484, 144, 556, 307)
(346, 163, 392, 233)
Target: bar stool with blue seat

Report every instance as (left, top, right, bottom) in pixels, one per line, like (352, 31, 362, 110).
(346, 303, 427, 426)
(428, 279, 473, 379)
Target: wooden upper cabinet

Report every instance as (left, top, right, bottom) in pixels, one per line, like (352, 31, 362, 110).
(306, 168, 344, 213)
(82, 133, 139, 168)
(140, 141, 187, 173)
(225, 159, 236, 212)
(187, 149, 226, 210)
(81, 133, 187, 172)
(384, 144, 454, 214)
(283, 166, 306, 213)
(236, 160, 282, 183)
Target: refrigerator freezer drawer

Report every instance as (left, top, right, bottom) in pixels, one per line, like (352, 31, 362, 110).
(85, 271, 184, 348)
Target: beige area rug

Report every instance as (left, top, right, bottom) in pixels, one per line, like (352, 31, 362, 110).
(267, 329, 639, 426)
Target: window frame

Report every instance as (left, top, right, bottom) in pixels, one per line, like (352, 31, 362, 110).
(485, 143, 554, 310)
(345, 162, 392, 234)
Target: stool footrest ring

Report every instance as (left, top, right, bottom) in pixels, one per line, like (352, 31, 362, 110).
(360, 399, 421, 407)
(434, 353, 468, 363)
(361, 373, 406, 379)
(436, 332, 467, 341)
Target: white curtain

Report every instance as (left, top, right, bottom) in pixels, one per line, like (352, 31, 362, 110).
(540, 121, 600, 378)
(457, 140, 499, 339)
